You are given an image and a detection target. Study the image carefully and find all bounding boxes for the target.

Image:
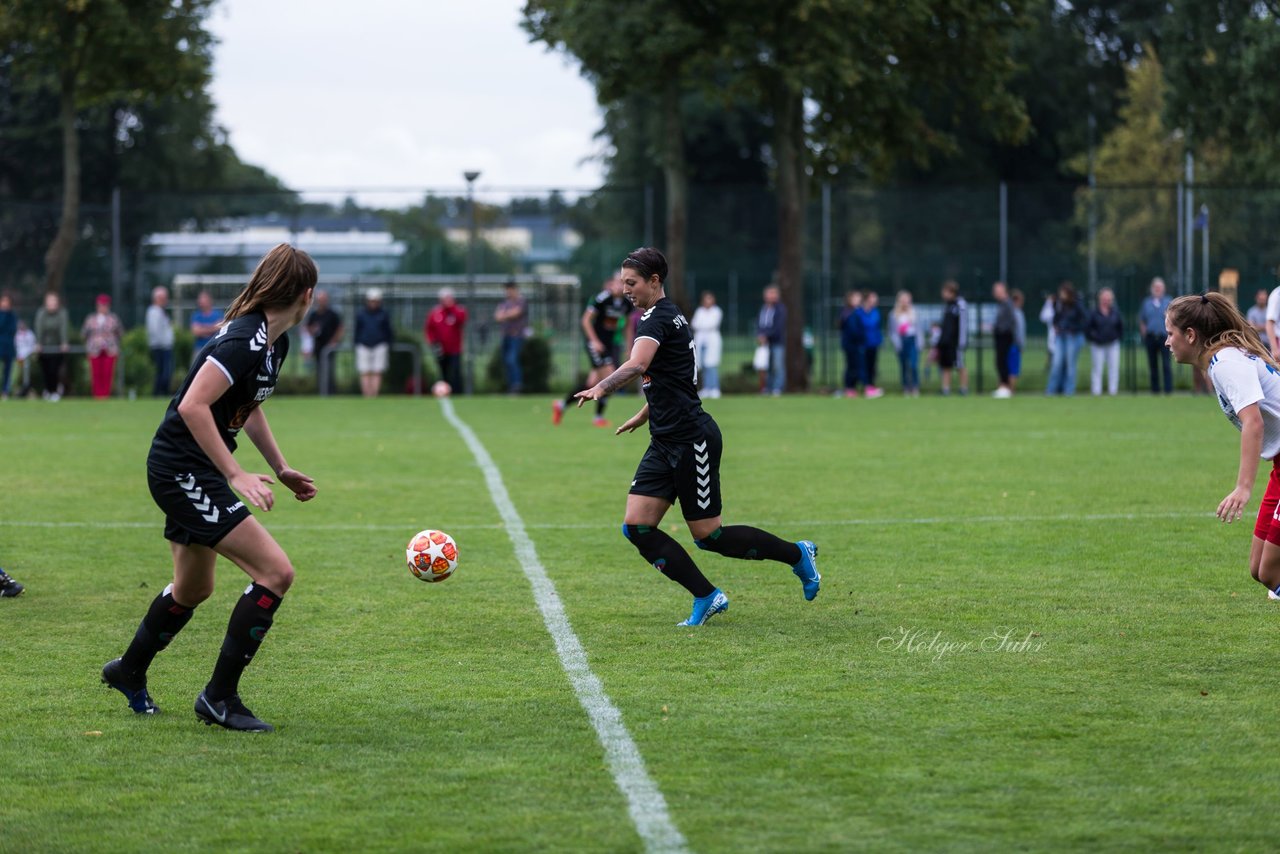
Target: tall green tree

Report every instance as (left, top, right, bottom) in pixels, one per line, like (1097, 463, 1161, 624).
(708, 0, 1030, 388)
(1157, 1, 1280, 183)
(0, 0, 215, 294)
(523, 0, 710, 310)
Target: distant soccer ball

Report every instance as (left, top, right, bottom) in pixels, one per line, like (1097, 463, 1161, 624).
(406, 529, 458, 583)
(432, 380, 452, 398)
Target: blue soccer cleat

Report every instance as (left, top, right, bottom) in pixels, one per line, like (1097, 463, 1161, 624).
(792, 541, 821, 601)
(102, 658, 159, 715)
(678, 589, 729, 626)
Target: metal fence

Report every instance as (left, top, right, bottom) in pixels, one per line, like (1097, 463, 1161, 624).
(1, 182, 1276, 395)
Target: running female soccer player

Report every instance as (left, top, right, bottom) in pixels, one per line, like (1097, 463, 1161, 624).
(102, 244, 318, 731)
(1166, 292, 1280, 598)
(576, 247, 820, 626)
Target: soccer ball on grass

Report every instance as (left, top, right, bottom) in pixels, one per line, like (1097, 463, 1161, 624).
(406, 529, 458, 582)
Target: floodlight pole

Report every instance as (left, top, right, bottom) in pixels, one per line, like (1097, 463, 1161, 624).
(464, 171, 481, 287)
(464, 170, 481, 395)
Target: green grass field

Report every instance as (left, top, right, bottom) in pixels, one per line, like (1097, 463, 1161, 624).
(1, 392, 1275, 852)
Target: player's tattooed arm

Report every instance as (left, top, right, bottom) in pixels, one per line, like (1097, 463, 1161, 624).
(575, 337, 658, 405)
(596, 363, 644, 395)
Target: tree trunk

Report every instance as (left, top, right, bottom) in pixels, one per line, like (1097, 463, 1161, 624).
(661, 78, 689, 313)
(44, 74, 80, 295)
(773, 84, 808, 392)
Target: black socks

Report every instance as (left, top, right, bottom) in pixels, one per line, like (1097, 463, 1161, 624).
(120, 585, 196, 675)
(205, 583, 283, 702)
(622, 524, 716, 598)
(694, 526, 802, 565)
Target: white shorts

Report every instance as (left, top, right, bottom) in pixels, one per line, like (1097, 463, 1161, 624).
(356, 344, 389, 374)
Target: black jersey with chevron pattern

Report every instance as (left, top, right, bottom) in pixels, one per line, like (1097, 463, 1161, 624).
(634, 297, 706, 441)
(149, 310, 289, 472)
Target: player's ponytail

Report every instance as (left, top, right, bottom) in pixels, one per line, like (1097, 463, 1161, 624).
(225, 244, 318, 320)
(1167, 291, 1276, 368)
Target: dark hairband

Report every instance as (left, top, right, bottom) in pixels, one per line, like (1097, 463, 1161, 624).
(1201, 294, 1210, 304)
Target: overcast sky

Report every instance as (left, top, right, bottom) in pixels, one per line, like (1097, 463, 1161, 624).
(206, 0, 605, 203)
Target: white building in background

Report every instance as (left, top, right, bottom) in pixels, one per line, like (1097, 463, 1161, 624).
(143, 227, 407, 278)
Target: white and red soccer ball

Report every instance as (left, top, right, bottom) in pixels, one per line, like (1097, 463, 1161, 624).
(406, 529, 459, 582)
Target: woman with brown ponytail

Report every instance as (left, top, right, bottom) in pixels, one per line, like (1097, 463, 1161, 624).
(1166, 291, 1280, 599)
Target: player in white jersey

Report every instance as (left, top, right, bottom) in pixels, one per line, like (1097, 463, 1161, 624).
(1166, 292, 1280, 598)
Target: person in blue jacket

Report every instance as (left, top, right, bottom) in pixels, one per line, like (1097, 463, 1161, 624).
(838, 291, 866, 397)
(857, 291, 885, 398)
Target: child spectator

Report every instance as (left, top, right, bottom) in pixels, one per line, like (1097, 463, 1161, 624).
(889, 290, 920, 397)
(857, 291, 884, 398)
(1009, 288, 1027, 394)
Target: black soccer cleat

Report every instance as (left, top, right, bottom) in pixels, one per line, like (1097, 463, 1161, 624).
(101, 658, 159, 714)
(195, 691, 274, 732)
(0, 569, 24, 598)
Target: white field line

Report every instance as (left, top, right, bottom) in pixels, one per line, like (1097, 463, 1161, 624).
(0, 509, 1214, 533)
(437, 398, 688, 854)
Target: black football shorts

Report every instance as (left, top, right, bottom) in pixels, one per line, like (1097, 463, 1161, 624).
(629, 418, 723, 521)
(147, 464, 252, 547)
(585, 339, 619, 370)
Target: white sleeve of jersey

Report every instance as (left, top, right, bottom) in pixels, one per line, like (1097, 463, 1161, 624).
(1213, 350, 1265, 413)
(1266, 287, 1280, 323)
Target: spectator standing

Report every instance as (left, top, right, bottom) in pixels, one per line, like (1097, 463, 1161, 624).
(923, 322, 942, 385)
(889, 290, 920, 397)
(937, 280, 968, 395)
(82, 294, 123, 399)
(0, 295, 16, 400)
(991, 281, 1016, 399)
(1046, 282, 1087, 396)
(857, 291, 884, 397)
(1266, 284, 1280, 355)
(34, 292, 69, 401)
(1085, 287, 1124, 396)
(355, 288, 394, 398)
(1138, 277, 1173, 394)
(1009, 289, 1027, 394)
(494, 281, 528, 395)
(146, 286, 175, 397)
(690, 290, 723, 398)
(838, 291, 865, 398)
(1247, 288, 1269, 351)
(190, 290, 224, 362)
(1039, 292, 1058, 369)
(425, 287, 467, 393)
(756, 284, 786, 396)
(305, 289, 344, 395)
(14, 319, 35, 397)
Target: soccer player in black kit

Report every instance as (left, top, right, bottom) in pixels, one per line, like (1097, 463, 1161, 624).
(555, 276, 633, 427)
(576, 247, 820, 625)
(101, 244, 318, 731)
